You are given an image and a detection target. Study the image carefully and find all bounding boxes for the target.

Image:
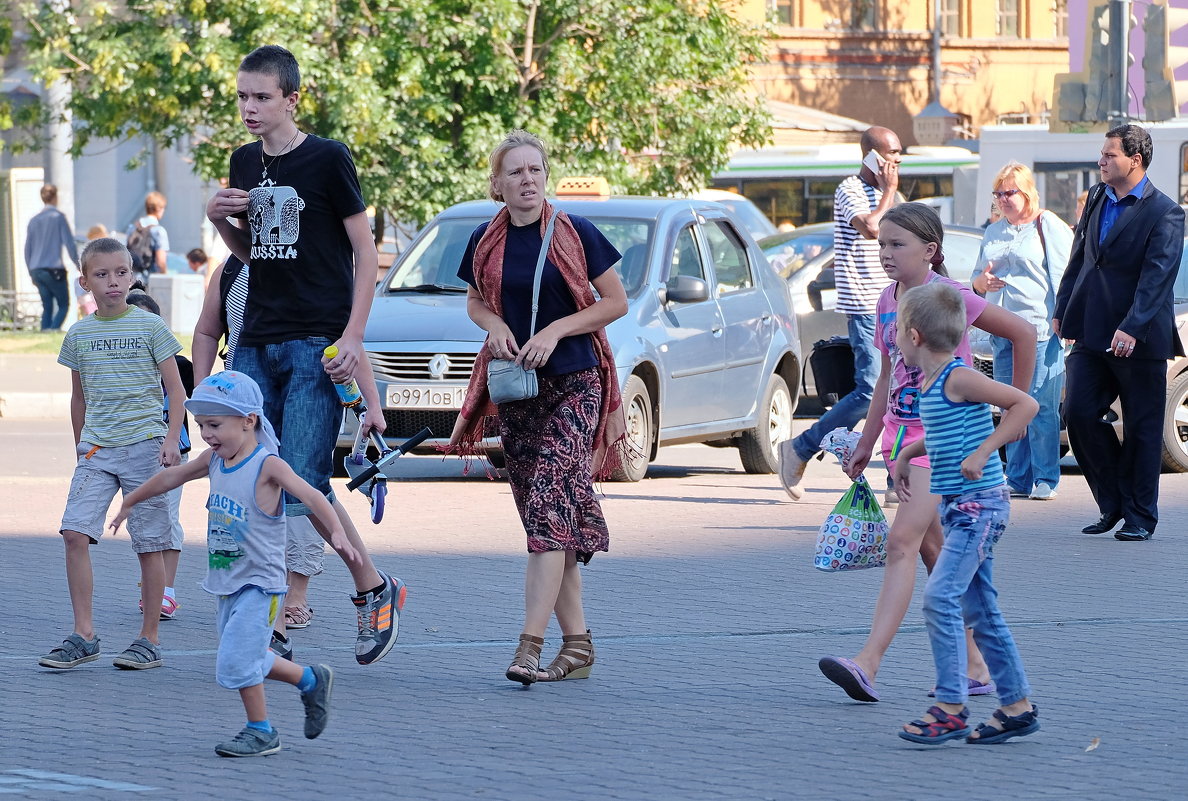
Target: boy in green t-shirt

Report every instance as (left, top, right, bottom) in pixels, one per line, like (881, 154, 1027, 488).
(39, 238, 186, 672)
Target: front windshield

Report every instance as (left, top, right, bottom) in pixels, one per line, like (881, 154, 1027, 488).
(385, 215, 654, 296)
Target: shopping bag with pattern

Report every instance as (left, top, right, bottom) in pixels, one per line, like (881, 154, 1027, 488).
(814, 476, 888, 572)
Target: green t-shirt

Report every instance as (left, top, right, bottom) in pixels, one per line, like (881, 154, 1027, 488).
(58, 306, 182, 447)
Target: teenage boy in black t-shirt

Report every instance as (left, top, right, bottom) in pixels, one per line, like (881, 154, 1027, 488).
(205, 45, 404, 666)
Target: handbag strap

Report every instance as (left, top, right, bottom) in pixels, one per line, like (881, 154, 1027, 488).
(1034, 211, 1050, 281)
(529, 211, 558, 336)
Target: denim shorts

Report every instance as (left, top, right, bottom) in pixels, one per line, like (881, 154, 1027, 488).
(61, 439, 173, 553)
(233, 337, 341, 516)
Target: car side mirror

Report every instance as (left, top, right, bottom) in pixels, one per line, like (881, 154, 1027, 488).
(664, 275, 710, 304)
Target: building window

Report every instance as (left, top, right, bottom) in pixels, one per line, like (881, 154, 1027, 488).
(940, 0, 961, 37)
(852, 0, 876, 31)
(1053, 0, 1068, 38)
(996, 0, 1020, 38)
(772, 0, 795, 26)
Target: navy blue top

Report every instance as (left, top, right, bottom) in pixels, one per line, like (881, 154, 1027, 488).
(458, 214, 621, 377)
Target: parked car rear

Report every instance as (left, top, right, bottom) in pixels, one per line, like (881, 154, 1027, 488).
(758, 222, 988, 410)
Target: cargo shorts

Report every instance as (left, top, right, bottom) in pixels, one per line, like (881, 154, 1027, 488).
(61, 438, 174, 554)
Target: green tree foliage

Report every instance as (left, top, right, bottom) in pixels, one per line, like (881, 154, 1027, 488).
(19, 0, 770, 225)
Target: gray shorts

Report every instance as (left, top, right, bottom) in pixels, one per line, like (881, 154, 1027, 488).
(166, 451, 189, 551)
(61, 439, 173, 554)
(215, 586, 281, 690)
(285, 514, 326, 577)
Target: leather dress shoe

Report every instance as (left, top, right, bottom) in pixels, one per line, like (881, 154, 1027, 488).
(1082, 514, 1121, 535)
(1114, 523, 1153, 541)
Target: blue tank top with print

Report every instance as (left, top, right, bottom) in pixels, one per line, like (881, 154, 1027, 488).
(202, 445, 289, 596)
(919, 358, 1005, 496)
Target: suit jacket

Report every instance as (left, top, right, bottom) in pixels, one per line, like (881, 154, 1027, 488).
(1054, 178, 1186, 359)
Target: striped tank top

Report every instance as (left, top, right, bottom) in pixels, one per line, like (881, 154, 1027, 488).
(919, 358, 1004, 496)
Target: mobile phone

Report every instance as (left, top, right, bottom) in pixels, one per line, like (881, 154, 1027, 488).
(862, 149, 885, 173)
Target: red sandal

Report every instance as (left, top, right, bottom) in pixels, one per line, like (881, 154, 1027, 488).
(897, 705, 970, 744)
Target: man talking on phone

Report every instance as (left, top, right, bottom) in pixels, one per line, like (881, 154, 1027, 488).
(779, 125, 902, 501)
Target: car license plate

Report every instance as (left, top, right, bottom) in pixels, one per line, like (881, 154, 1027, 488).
(386, 384, 467, 409)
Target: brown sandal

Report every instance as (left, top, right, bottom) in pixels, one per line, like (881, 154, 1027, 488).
(506, 633, 544, 685)
(538, 630, 595, 681)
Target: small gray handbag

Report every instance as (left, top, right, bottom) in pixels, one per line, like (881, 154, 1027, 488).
(486, 212, 558, 405)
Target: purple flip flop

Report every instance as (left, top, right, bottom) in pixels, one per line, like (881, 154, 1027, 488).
(818, 656, 880, 702)
(927, 677, 997, 698)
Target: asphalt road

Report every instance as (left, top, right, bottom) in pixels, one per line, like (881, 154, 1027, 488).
(0, 418, 1185, 800)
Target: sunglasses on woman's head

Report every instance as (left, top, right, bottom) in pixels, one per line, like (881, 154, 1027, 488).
(991, 189, 1021, 199)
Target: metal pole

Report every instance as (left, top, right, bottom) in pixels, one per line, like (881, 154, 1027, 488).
(1110, 0, 1134, 124)
(932, 0, 942, 102)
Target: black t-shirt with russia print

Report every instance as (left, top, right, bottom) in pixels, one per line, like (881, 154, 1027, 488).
(229, 134, 366, 346)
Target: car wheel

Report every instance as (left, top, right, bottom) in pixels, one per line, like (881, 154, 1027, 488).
(739, 373, 794, 474)
(1161, 371, 1188, 472)
(609, 375, 652, 482)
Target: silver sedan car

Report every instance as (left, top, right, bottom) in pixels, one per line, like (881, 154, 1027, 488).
(344, 195, 803, 481)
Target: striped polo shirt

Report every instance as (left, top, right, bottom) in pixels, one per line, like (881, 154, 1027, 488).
(919, 358, 1004, 496)
(833, 176, 893, 315)
(58, 306, 182, 447)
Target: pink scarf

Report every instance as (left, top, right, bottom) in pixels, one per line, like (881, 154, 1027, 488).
(446, 201, 628, 479)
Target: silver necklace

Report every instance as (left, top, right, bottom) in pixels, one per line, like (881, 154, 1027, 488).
(260, 130, 301, 183)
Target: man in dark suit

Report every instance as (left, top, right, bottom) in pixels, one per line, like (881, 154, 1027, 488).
(1054, 124, 1185, 541)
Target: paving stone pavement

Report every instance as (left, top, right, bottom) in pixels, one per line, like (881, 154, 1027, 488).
(0, 418, 1185, 800)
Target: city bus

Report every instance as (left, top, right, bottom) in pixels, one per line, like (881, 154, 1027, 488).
(710, 144, 980, 228)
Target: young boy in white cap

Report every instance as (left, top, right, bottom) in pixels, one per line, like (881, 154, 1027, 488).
(111, 371, 359, 757)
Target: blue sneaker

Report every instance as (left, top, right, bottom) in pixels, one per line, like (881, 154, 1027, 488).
(300, 664, 334, 739)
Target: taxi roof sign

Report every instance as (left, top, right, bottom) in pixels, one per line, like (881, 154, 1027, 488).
(556, 176, 611, 197)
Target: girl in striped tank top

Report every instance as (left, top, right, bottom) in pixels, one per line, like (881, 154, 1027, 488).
(819, 204, 1038, 709)
(890, 281, 1040, 744)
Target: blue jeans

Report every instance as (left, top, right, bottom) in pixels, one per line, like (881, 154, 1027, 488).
(234, 337, 340, 515)
(792, 313, 879, 461)
(923, 486, 1031, 706)
(30, 268, 69, 330)
(992, 335, 1064, 491)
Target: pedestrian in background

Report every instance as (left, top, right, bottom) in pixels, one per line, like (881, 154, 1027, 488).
(973, 162, 1073, 500)
(447, 130, 629, 685)
(110, 371, 347, 758)
(187, 247, 210, 285)
(819, 203, 1036, 704)
(126, 191, 170, 286)
(24, 184, 79, 331)
(892, 281, 1040, 745)
(38, 238, 185, 673)
(779, 125, 901, 503)
(1054, 123, 1185, 541)
(75, 224, 108, 317)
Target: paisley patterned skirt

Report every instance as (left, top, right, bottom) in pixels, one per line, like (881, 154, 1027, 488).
(498, 367, 609, 563)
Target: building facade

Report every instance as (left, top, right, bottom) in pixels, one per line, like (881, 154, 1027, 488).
(740, 0, 1071, 144)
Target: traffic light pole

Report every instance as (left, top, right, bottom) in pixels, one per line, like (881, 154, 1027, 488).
(1109, 0, 1134, 124)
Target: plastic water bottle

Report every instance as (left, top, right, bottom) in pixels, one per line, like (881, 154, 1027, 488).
(323, 345, 363, 408)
